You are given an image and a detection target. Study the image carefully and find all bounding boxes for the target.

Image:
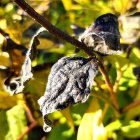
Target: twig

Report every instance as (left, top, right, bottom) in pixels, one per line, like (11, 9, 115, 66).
(122, 99, 140, 112)
(17, 104, 37, 140)
(14, 0, 93, 56)
(122, 85, 140, 112)
(14, 0, 119, 110)
(98, 61, 119, 109)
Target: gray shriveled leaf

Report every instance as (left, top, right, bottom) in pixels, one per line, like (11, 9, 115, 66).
(79, 13, 122, 55)
(38, 56, 98, 132)
(4, 27, 46, 95)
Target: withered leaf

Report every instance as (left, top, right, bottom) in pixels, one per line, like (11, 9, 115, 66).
(3, 27, 46, 95)
(1, 29, 27, 76)
(38, 56, 98, 132)
(23, 23, 63, 46)
(79, 13, 122, 55)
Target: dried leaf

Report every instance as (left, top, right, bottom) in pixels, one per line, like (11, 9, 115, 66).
(38, 56, 98, 132)
(79, 13, 122, 55)
(1, 29, 27, 75)
(4, 27, 46, 95)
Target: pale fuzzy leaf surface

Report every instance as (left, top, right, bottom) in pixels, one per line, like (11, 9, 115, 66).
(38, 56, 98, 132)
(6, 104, 27, 140)
(4, 27, 46, 95)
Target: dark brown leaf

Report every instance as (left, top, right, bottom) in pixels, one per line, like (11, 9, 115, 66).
(79, 13, 122, 55)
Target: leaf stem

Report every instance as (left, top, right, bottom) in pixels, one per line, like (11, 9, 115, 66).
(122, 99, 140, 112)
(123, 85, 140, 112)
(98, 61, 119, 110)
(17, 104, 37, 140)
(14, 0, 93, 56)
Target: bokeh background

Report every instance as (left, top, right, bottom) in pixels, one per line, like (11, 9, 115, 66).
(0, 0, 140, 140)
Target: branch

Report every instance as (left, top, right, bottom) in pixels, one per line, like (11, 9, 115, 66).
(17, 104, 37, 140)
(14, 0, 119, 110)
(14, 0, 93, 56)
(122, 99, 140, 112)
(98, 61, 119, 109)
(122, 86, 140, 112)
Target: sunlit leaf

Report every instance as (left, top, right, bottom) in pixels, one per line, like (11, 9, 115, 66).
(113, 0, 132, 14)
(121, 120, 140, 138)
(61, 0, 82, 10)
(0, 19, 7, 29)
(77, 98, 107, 140)
(6, 104, 27, 140)
(105, 55, 128, 70)
(105, 119, 122, 136)
(120, 12, 140, 44)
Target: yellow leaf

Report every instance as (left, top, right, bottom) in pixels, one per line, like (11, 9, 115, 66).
(61, 0, 82, 10)
(61, 0, 72, 10)
(0, 19, 7, 29)
(77, 98, 107, 140)
(113, 0, 132, 14)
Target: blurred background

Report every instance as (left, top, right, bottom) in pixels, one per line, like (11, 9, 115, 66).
(0, 0, 140, 140)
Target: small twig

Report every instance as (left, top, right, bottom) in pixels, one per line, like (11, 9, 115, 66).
(122, 99, 140, 112)
(122, 85, 140, 112)
(14, 0, 119, 110)
(14, 0, 93, 56)
(17, 104, 37, 140)
(98, 61, 119, 110)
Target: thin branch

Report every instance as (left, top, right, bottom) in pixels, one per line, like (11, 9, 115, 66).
(17, 104, 37, 140)
(98, 61, 119, 109)
(14, 0, 93, 56)
(122, 99, 140, 112)
(14, 0, 119, 110)
(122, 85, 140, 112)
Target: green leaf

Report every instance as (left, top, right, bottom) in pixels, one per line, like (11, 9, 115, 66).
(48, 123, 75, 140)
(6, 104, 27, 140)
(105, 119, 122, 133)
(77, 98, 107, 140)
(0, 110, 9, 140)
(121, 120, 140, 138)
